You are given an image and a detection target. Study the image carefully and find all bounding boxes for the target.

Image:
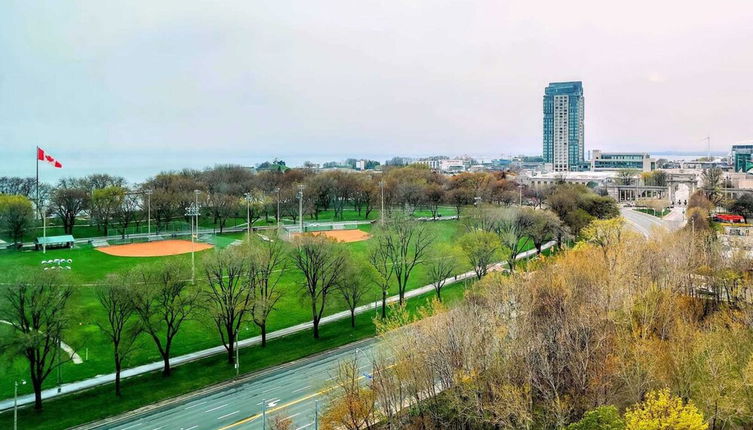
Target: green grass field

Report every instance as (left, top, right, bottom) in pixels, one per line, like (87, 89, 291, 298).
(0, 280, 470, 430)
(635, 207, 670, 218)
(0, 220, 484, 400)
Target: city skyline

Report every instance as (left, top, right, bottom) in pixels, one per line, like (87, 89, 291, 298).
(2, 0, 753, 173)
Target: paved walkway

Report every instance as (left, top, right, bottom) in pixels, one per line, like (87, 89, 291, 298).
(0, 241, 554, 411)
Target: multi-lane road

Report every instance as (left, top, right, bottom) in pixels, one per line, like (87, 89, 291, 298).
(89, 339, 377, 430)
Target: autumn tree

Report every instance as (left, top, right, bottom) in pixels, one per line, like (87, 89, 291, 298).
(322, 356, 378, 430)
(624, 389, 707, 430)
(291, 235, 348, 338)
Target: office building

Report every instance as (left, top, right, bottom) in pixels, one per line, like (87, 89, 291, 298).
(591, 150, 655, 172)
(543, 81, 585, 172)
(731, 144, 753, 172)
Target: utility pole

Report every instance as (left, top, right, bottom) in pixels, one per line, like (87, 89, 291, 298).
(379, 180, 385, 225)
(315, 399, 319, 430)
(42, 205, 47, 254)
(297, 184, 304, 233)
(262, 399, 267, 430)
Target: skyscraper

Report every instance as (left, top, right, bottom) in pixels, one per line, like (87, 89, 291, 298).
(543, 81, 584, 172)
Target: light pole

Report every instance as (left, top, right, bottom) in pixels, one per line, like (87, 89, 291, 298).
(145, 189, 153, 236)
(275, 187, 281, 228)
(14, 379, 26, 430)
(185, 190, 201, 284)
(244, 192, 253, 242)
(297, 184, 304, 233)
(235, 330, 240, 378)
(262, 398, 267, 430)
(314, 399, 319, 430)
(42, 205, 47, 254)
(379, 180, 385, 225)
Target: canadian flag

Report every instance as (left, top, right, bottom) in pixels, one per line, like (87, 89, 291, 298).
(37, 147, 63, 168)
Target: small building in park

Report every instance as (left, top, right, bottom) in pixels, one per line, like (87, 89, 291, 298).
(35, 235, 75, 250)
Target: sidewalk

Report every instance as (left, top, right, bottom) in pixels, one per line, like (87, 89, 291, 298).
(0, 241, 555, 411)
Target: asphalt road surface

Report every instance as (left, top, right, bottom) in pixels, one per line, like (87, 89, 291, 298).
(96, 339, 377, 430)
(620, 206, 684, 237)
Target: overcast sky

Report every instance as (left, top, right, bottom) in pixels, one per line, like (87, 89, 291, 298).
(2, 0, 753, 177)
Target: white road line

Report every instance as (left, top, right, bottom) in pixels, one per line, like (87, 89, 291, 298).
(205, 403, 228, 413)
(184, 426, 198, 430)
(292, 385, 311, 393)
(151, 427, 164, 430)
(119, 424, 140, 430)
(295, 423, 314, 430)
(286, 412, 302, 420)
(217, 410, 240, 420)
(184, 401, 207, 410)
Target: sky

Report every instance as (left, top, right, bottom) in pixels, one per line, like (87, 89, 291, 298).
(1, 0, 753, 181)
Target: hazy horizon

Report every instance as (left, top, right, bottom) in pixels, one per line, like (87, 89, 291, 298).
(2, 0, 753, 181)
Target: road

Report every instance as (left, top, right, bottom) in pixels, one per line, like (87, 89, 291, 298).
(621, 206, 685, 237)
(84, 339, 378, 430)
(0, 240, 555, 412)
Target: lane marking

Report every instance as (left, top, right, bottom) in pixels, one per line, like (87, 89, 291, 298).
(119, 424, 140, 430)
(184, 426, 198, 430)
(205, 403, 228, 413)
(295, 423, 313, 430)
(185, 401, 207, 410)
(292, 385, 311, 393)
(218, 410, 240, 420)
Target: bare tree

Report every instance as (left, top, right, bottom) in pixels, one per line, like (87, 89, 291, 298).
(322, 355, 378, 430)
(1, 271, 72, 410)
(368, 241, 395, 319)
(247, 237, 287, 346)
(51, 183, 89, 234)
(116, 192, 143, 239)
(96, 273, 142, 396)
(373, 215, 434, 304)
(427, 246, 458, 301)
(336, 263, 371, 328)
(133, 261, 199, 376)
(203, 247, 251, 365)
(291, 235, 348, 338)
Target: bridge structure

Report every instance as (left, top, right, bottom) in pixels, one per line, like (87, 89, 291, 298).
(607, 172, 699, 203)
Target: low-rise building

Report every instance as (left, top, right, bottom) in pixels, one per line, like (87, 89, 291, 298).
(590, 150, 655, 172)
(731, 143, 753, 172)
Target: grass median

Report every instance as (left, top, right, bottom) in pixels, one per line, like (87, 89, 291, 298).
(0, 279, 469, 430)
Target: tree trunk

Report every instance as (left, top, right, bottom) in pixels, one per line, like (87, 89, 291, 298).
(381, 290, 387, 318)
(33, 378, 43, 410)
(115, 358, 122, 397)
(350, 309, 356, 328)
(313, 318, 320, 339)
(162, 354, 171, 376)
(261, 323, 267, 347)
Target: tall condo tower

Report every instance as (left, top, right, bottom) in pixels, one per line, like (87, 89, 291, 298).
(543, 81, 584, 172)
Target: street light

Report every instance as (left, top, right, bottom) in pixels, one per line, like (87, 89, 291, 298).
(185, 190, 201, 284)
(379, 180, 385, 225)
(14, 379, 26, 430)
(297, 184, 304, 233)
(244, 192, 253, 243)
(145, 189, 153, 236)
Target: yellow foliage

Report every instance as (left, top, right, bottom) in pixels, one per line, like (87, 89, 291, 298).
(624, 388, 707, 430)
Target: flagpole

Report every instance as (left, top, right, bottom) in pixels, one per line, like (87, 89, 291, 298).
(36, 146, 39, 220)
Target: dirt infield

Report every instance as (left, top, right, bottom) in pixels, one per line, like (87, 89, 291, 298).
(292, 229, 372, 243)
(97, 240, 214, 257)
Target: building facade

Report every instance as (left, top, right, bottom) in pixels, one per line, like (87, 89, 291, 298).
(590, 150, 655, 172)
(731, 144, 753, 172)
(543, 81, 585, 172)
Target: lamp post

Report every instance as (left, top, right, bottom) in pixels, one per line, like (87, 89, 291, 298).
(42, 205, 47, 254)
(14, 379, 26, 430)
(235, 330, 240, 377)
(145, 189, 153, 236)
(379, 180, 385, 225)
(185, 190, 201, 284)
(244, 192, 253, 242)
(297, 184, 304, 233)
(275, 187, 281, 228)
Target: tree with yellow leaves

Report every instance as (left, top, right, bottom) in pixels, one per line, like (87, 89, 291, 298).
(624, 388, 707, 430)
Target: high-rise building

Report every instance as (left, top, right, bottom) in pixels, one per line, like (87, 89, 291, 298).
(543, 81, 585, 172)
